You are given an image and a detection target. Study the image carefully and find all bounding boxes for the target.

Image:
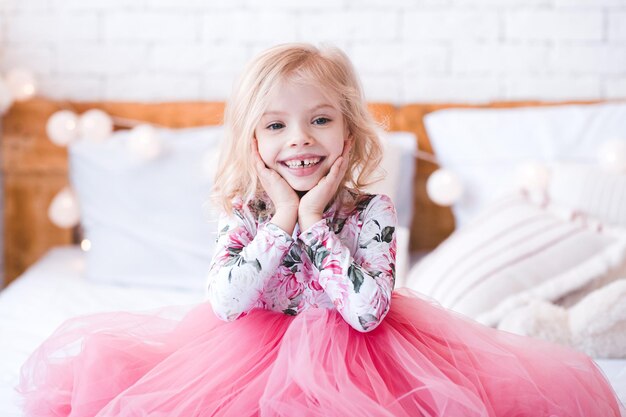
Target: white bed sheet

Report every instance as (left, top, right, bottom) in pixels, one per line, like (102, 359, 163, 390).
(0, 246, 624, 416)
(0, 245, 202, 417)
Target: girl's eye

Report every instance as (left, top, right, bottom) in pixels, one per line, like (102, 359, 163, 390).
(313, 117, 331, 126)
(266, 122, 284, 130)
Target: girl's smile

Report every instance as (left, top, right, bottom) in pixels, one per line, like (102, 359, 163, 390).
(254, 79, 347, 192)
(279, 153, 326, 176)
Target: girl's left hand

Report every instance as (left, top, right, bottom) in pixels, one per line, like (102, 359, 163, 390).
(299, 139, 352, 228)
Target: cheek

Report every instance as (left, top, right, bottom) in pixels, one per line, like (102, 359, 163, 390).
(256, 141, 278, 166)
(329, 138, 346, 159)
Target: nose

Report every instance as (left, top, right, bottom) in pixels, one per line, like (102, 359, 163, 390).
(288, 124, 314, 147)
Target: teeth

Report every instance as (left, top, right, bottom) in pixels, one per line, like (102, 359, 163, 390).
(285, 157, 321, 168)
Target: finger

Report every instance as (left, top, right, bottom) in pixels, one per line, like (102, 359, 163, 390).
(250, 138, 259, 160)
(324, 157, 344, 182)
(328, 156, 343, 174)
(251, 139, 269, 175)
(253, 153, 266, 174)
(342, 138, 353, 157)
(251, 139, 262, 161)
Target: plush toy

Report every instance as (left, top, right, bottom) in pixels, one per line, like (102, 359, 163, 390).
(498, 279, 626, 358)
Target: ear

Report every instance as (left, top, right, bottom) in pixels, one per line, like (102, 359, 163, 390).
(342, 120, 351, 138)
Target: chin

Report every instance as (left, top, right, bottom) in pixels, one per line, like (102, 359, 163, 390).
(283, 173, 322, 192)
(290, 183, 314, 192)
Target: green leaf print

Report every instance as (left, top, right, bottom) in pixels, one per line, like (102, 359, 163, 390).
(226, 246, 243, 257)
(306, 240, 329, 270)
(287, 296, 301, 310)
(380, 226, 395, 243)
(284, 246, 302, 271)
(330, 218, 346, 234)
(355, 194, 375, 214)
(360, 224, 395, 248)
(348, 265, 365, 293)
(225, 255, 243, 268)
(304, 245, 316, 265)
(227, 259, 260, 282)
(358, 314, 378, 330)
(314, 247, 330, 270)
(217, 225, 230, 242)
(252, 259, 261, 272)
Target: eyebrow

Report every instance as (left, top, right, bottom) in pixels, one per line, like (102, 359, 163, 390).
(262, 103, 337, 116)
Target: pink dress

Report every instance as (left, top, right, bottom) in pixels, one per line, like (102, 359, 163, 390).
(18, 189, 623, 416)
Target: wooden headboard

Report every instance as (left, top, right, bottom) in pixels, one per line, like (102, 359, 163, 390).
(1, 98, 600, 287)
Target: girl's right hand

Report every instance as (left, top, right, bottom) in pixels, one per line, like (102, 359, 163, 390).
(251, 137, 300, 213)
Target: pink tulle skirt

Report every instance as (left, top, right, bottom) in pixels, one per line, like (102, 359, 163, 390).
(18, 289, 622, 417)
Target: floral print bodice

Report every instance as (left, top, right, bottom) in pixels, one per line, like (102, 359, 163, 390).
(206, 188, 397, 332)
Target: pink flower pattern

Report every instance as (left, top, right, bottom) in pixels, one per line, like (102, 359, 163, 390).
(207, 189, 397, 332)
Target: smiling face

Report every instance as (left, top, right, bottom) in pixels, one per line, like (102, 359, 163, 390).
(254, 79, 348, 192)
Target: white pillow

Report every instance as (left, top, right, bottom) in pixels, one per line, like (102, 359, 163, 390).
(406, 192, 626, 326)
(362, 131, 416, 288)
(549, 163, 626, 229)
(424, 102, 626, 228)
(69, 126, 224, 291)
(363, 130, 416, 229)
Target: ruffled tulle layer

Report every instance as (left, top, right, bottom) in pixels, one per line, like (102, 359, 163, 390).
(18, 289, 622, 417)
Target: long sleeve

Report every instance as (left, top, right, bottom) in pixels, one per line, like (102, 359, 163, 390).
(299, 194, 397, 332)
(206, 205, 294, 322)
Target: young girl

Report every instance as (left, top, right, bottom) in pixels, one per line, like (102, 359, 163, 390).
(18, 43, 622, 417)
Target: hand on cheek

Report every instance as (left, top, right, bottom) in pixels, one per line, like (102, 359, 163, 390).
(252, 137, 300, 210)
(298, 139, 352, 231)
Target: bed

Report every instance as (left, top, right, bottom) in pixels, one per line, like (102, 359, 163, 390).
(1, 99, 625, 415)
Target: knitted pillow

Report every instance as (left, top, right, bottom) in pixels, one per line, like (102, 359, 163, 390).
(406, 192, 626, 326)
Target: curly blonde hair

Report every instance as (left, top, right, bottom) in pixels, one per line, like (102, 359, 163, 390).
(212, 43, 384, 214)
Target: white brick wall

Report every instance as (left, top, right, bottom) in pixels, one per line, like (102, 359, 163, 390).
(0, 0, 625, 285)
(0, 0, 625, 103)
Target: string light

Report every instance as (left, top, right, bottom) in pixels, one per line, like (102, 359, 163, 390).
(46, 110, 79, 146)
(421, 140, 625, 206)
(127, 124, 163, 160)
(426, 169, 464, 206)
(80, 239, 92, 252)
(5, 69, 37, 101)
(0, 68, 37, 113)
(48, 186, 80, 229)
(597, 140, 626, 173)
(515, 161, 551, 192)
(77, 109, 113, 142)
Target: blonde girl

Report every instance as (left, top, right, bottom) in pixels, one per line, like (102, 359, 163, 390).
(18, 43, 622, 417)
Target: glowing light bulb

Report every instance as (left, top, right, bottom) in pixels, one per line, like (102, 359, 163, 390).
(48, 187, 80, 228)
(78, 109, 113, 142)
(127, 124, 163, 160)
(80, 239, 91, 252)
(46, 110, 79, 146)
(426, 169, 463, 206)
(515, 161, 550, 192)
(597, 140, 626, 173)
(5, 69, 37, 101)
